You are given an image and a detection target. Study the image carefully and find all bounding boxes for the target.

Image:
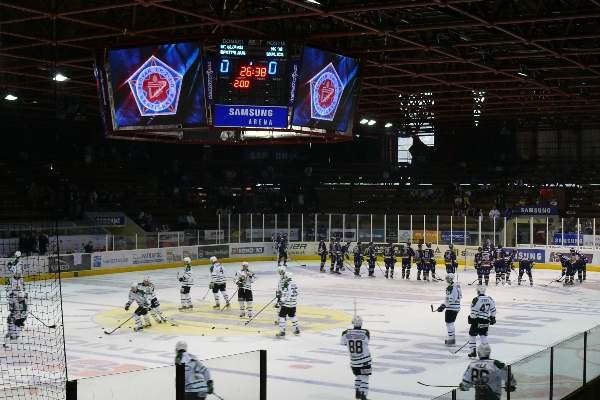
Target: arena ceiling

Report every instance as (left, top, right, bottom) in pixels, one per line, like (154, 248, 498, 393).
(1, 0, 600, 127)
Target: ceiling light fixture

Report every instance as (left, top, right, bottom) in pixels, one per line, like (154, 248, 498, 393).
(359, 118, 369, 125)
(384, 122, 393, 128)
(53, 73, 69, 82)
(4, 94, 18, 101)
(367, 120, 376, 126)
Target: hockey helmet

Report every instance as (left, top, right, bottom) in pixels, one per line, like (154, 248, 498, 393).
(175, 341, 187, 352)
(285, 272, 293, 280)
(209, 256, 217, 263)
(143, 276, 151, 285)
(183, 257, 192, 264)
(449, 244, 454, 249)
(445, 273, 455, 284)
(130, 282, 138, 291)
(426, 242, 432, 248)
(352, 315, 363, 328)
(478, 247, 483, 252)
(570, 248, 576, 253)
(241, 261, 249, 270)
(477, 344, 492, 359)
(14, 251, 21, 258)
(476, 285, 486, 295)
(277, 266, 287, 277)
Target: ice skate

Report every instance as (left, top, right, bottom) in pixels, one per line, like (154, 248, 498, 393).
(276, 331, 286, 338)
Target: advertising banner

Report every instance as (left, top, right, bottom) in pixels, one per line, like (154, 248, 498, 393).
(229, 242, 269, 258)
(552, 233, 581, 246)
(49, 254, 92, 272)
(441, 231, 471, 244)
(513, 206, 558, 216)
(92, 249, 167, 269)
(164, 246, 199, 263)
(198, 244, 229, 259)
(513, 248, 545, 262)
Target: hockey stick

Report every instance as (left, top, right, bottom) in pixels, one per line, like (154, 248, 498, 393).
(201, 288, 211, 301)
(104, 314, 135, 335)
(541, 275, 565, 287)
(417, 381, 458, 388)
(29, 312, 57, 329)
(467, 278, 480, 286)
(211, 393, 225, 400)
(222, 288, 239, 310)
(375, 261, 386, 276)
(451, 340, 469, 354)
(244, 296, 277, 326)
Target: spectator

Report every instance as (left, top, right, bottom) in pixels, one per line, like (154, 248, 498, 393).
(489, 207, 500, 220)
(185, 211, 197, 228)
(84, 241, 93, 253)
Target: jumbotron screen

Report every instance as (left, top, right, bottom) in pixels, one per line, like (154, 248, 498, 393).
(100, 41, 207, 131)
(291, 46, 360, 133)
(212, 39, 290, 128)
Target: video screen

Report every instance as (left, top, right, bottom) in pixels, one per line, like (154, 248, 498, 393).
(291, 46, 360, 133)
(103, 41, 207, 130)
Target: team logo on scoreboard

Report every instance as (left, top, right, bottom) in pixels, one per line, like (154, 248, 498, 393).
(309, 62, 344, 121)
(127, 55, 183, 117)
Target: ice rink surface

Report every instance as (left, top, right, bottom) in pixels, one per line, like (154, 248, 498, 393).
(18, 261, 600, 399)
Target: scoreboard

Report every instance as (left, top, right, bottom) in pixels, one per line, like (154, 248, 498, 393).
(213, 39, 290, 128)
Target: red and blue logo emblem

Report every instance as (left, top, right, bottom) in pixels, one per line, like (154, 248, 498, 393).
(127, 55, 183, 117)
(309, 62, 344, 121)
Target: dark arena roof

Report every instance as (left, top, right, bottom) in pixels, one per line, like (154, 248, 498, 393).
(1, 0, 600, 126)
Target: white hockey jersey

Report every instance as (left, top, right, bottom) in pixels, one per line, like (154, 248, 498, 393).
(444, 283, 462, 312)
(126, 290, 149, 309)
(177, 352, 211, 394)
(235, 270, 254, 290)
(280, 280, 298, 308)
(461, 358, 515, 398)
(210, 263, 227, 285)
(470, 294, 496, 321)
(180, 269, 193, 287)
(8, 293, 27, 320)
(140, 282, 158, 302)
(340, 328, 372, 367)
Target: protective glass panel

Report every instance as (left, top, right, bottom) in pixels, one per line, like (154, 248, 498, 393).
(330, 214, 344, 241)
(345, 214, 359, 242)
(438, 215, 453, 245)
(587, 326, 600, 382)
(202, 350, 262, 400)
(553, 333, 584, 398)
(264, 214, 276, 242)
(357, 214, 372, 242)
(316, 214, 330, 241)
(510, 347, 551, 400)
(289, 214, 302, 242)
(372, 214, 385, 243)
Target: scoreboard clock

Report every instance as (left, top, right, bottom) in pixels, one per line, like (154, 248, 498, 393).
(213, 39, 290, 128)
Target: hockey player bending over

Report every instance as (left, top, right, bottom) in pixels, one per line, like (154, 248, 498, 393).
(444, 244, 458, 275)
(3, 290, 27, 348)
(436, 273, 462, 346)
(366, 242, 376, 277)
(235, 262, 255, 318)
(468, 286, 497, 358)
(517, 257, 534, 286)
(140, 277, 168, 323)
(318, 240, 327, 273)
(125, 283, 152, 331)
(383, 241, 396, 279)
(175, 341, 214, 400)
(460, 344, 516, 400)
(353, 241, 364, 277)
(341, 315, 372, 400)
(179, 257, 194, 310)
(276, 272, 300, 337)
(209, 256, 230, 309)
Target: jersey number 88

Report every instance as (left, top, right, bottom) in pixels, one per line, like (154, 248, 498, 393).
(348, 339, 363, 354)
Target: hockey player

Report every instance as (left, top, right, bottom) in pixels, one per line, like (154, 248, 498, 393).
(468, 286, 497, 358)
(7, 251, 25, 294)
(493, 245, 506, 285)
(140, 276, 168, 323)
(459, 344, 516, 400)
(338, 240, 351, 272)
(517, 256, 534, 286)
(209, 256, 230, 309)
(573, 249, 588, 283)
(277, 233, 288, 267)
(274, 266, 287, 324)
(125, 283, 152, 331)
(276, 272, 300, 337)
(179, 257, 194, 310)
(560, 252, 574, 285)
(329, 237, 337, 273)
(365, 242, 377, 277)
(480, 245, 493, 286)
(444, 244, 458, 275)
(318, 240, 327, 273)
(353, 241, 364, 277)
(235, 262, 255, 318)
(3, 290, 27, 348)
(383, 241, 396, 279)
(474, 247, 484, 285)
(333, 238, 343, 274)
(341, 315, 372, 400)
(424, 243, 437, 280)
(435, 273, 462, 346)
(415, 243, 425, 281)
(504, 250, 515, 285)
(401, 242, 415, 279)
(175, 341, 214, 400)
